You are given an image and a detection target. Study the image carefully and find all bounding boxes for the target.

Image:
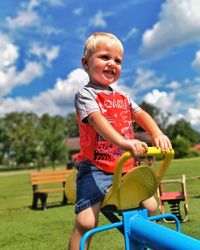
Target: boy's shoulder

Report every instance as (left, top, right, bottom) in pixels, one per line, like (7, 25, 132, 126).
(75, 83, 94, 97)
(76, 82, 131, 101)
(76, 82, 112, 96)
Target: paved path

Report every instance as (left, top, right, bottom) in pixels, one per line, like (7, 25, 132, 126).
(0, 167, 66, 176)
(0, 169, 34, 176)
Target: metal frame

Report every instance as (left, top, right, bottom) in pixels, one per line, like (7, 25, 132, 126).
(80, 208, 200, 250)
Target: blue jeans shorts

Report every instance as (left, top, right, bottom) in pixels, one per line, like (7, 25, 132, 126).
(75, 161, 113, 214)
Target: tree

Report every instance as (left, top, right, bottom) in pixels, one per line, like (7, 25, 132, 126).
(172, 135, 190, 158)
(3, 112, 40, 165)
(134, 101, 170, 132)
(166, 119, 200, 145)
(65, 112, 79, 137)
(40, 115, 67, 169)
(0, 118, 9, 164)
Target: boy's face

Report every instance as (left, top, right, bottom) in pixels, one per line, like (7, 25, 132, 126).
(82, 42, 123, 88)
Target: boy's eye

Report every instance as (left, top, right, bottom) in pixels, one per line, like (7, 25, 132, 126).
(100, 55, 109, 60)
(115, 59, 122, 65)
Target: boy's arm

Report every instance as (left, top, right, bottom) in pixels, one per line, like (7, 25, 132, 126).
(133, 109, 172, 151)
(87, 111, 148, 156)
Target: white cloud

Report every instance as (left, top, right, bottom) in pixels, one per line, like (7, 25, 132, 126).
(167, 81, 180, 89)
(0, 62, 44, 97)
(0, 34, 19, 69)
(0, 33, 45, 96)
(0, 97, 33, 114)
(1, 44, 19, 68)
(143, 89, 178, 111)
(197, 92, 200, 106)
(167, 113, 185, 126)
(46, 68, 89, 107)
(122, 27, 138, 42)
(46, 0, 64, 6)
(0, 33, 59, 97)
(89, 10, 107, 28)
(5, 0, 63, 30)
(14, 62, 44, 85)
(73, 8, 83, 16)
(0, 68, 88, 116)
(76, 10, 114, 40)
(27, 0, 40, 10)
(143, 88, 200, 131)
(191, 50, 200, 71)
(29, 43, 60, 66)
(140, 0, 200, 57)
(6, 9, 40, 29)
(185, 108, 200, 127)
(133, 67, 165, 95)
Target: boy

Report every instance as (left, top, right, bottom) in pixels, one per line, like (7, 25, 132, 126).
(68, 32, 172, 250)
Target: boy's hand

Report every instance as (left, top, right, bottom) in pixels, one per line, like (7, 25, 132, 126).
(152, 134, 172, 152)
(121, 139, 148, 156)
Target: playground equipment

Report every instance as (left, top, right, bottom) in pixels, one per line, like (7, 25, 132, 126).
(65, 147, 200, 249)
(157, 174, 189, 223)
(101, 147, 172, 210)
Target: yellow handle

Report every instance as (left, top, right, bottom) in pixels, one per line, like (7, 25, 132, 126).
(111, 147, 174, 194)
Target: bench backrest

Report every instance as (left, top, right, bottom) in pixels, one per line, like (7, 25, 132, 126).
(31, 169, 74, 185)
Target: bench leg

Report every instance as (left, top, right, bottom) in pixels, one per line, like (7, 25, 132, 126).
(32, 193, 48, 210)
(62, 192, 68, 205)
(32, 193, 39, 209)
(40, 193, 48, 210)
(62, 182, 67, 205)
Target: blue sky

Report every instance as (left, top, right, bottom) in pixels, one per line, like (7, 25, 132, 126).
(0, 0, 200, 132)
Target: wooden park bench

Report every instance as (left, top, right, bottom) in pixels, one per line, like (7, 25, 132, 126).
(30, 169, 74, 210)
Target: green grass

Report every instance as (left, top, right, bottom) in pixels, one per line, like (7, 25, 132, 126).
(0, 157, 199, 249)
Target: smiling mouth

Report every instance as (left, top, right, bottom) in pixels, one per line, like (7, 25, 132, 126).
(103, 70, 115, 79)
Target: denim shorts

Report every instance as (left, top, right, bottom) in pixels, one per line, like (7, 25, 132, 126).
(75, 161, 113, 214)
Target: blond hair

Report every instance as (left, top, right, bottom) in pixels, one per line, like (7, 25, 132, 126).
(83, 32, 123, 60)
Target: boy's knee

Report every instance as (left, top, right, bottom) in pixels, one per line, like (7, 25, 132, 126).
(76, 216, 97, 234)
(148, 202, 158, 216)
(141, 197, 158, 216)
(148, 198, 158, 216)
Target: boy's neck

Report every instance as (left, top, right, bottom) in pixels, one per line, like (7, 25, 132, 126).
(89, 81, 112, 91)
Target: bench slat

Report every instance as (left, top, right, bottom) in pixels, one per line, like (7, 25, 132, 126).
(31, 170, 73, 177)
(31, 170, 73, 185)
(32, 178, 66, 185)
(34, 187, 65, 193)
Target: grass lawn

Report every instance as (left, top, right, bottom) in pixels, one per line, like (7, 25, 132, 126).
(0, 157, 199, 249)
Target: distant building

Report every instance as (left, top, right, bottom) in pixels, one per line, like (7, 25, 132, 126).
(66, 137, 80, 168)
(192, 144, 200, 151)
(67, 137, 80, 151)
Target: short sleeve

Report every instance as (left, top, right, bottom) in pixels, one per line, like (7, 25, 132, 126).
(130, 99, 141, 115)
(74, 88, 100, 122)
(121, 91, 141, 116)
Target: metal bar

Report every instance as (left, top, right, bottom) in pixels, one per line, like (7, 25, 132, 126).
(100, 210, 124, 234)
(129, 214, 200, 250)
(79, 221, 123, 250)
(148, 213, 181, 232)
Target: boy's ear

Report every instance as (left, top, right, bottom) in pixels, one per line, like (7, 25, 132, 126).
(82, 57, 88, 70)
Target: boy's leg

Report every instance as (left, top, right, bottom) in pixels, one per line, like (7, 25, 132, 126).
(141, 196, 158, 216)
(68, 201, 101, 250)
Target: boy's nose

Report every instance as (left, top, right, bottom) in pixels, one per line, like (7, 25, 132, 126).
(107, 60, 114, 66)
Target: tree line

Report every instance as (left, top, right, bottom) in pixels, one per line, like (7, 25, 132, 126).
(136, 102, 200, 158)
(0, 102, 199, 169)
(0, 112, 78, 169)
